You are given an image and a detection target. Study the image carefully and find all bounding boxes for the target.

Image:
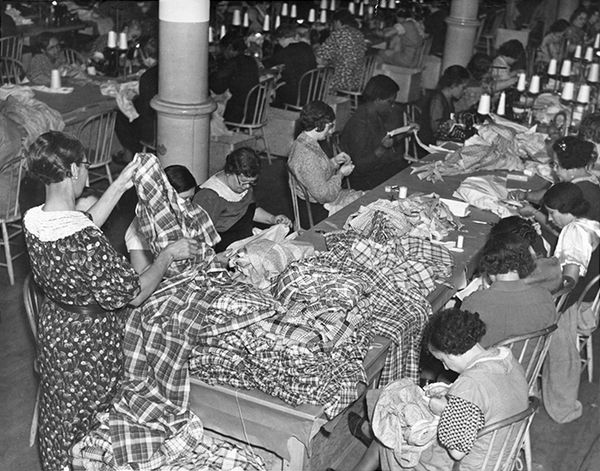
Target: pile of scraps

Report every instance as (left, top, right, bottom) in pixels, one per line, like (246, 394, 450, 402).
(411, 117, 549, 182)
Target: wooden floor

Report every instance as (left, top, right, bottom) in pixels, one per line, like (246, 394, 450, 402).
(1, 157, 599, 471)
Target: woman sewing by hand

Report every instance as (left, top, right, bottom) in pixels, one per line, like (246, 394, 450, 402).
(193, 147, 291, 253)
(22, 131, 200, 471)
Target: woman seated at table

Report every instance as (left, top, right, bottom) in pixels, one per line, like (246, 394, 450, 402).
(564, 7, 589, 49)
(461, 232, 558, 348)
(490, 39, 525, 93)
(346, 308, 528, 471)
(455, 52, 493, 113)
(340, 75, 415, 191)
(377, 5, 426, 68)
(540, 182, 600, 424)
(193, 147, 291, 253)
(419, 65, 470, 145)
(126, 165, 197, 273)
(288, 101, 356, 228)
(209, 31, 259, 124)
(536, 20, 569, 70)
(27, 33, 68, 86)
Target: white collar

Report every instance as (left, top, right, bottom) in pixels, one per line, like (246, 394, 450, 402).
(200, 172, 248, 202)
(24, 205, 98, 241)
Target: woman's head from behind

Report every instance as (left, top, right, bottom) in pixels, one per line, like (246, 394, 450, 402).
(223, 147, 261, 192)
(479, 232, 536, 279)
(362, 75, 399, 109)
(467, 53, 492, 81)
(295, 100, 335, 138)
(543, 182, 590, 228)
(27, 131, 87, 192)
(438, 65, 470, 99)
(497, 39, 525, 65)
(424, 308, 486, 373)
(552, 136, 597, 179)
(489, 216, 546, 257)
(219, 31, 247, 58)
(548, 19, 570, 36)
(164, 165, 197, 200)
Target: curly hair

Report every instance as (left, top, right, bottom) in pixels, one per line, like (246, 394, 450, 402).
(294, 100, 335, 137)
(26, 131, 85, 185)
(438, 65, 470, 90)
(497, 39, 525, 60)
(467, 53, 492, 81)
(579, 113, 600, 145)
(478, 232, 536, 278)
(552, 136, 597, 169)
(543, 182, 590, 217)
(489, 216, 545, 257)
(424, 308, 486, 355)
(223, 147, 261, 178)
(362, 75, 399, 103)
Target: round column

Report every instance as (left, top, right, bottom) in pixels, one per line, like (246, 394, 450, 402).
(442, 0, 480, 71)
(557, 0, 579, 20)
(152, 0, 216, 183)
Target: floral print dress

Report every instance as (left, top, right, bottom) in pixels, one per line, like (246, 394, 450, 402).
(23, 207, 139, 471)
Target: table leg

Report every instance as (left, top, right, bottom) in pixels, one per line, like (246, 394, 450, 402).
(284, 436, 307, 471)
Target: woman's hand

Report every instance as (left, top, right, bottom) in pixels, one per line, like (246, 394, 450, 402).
(163, 238, 200, 261)
(333, 151, 351, 166)
(518, 203, 539, 218)
(428, 396, 448, 416)
(339, 162, 355, 177)
(273, 214, 292, 227)
(113, 157, 139, 192)
(508, 189, 528, 201)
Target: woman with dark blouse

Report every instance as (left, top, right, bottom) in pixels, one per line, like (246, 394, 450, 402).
(22, 132, 199, 471)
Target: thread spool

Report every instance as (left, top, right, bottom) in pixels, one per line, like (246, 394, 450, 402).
(398, 186, 408, 199)
(456, 235, 464, 249)
(107, 30, 117, 48)
(50, 69, 61, 89)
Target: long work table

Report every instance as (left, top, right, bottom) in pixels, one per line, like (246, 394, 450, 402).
(188, 151, 517, 470)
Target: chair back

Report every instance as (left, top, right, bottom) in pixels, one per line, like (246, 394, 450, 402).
(233, 77, 275, 128)
(0, 35, 24, 61)
(288, 168, 314, 232)
(493, 324, 557, 394)
(76, 108, 117, 173)
(475, 14, 488, 46)
(293, 66, 333, 109)
(63, 48, 84, 66)
(23, 273, 44, 343)
(578, 274, 600, 316)
(477, 396, 539, 471)
(361, 54, 379, 90)
(0, 157, 24, 223)
(414, 36, 432, 69)
(0, 56, 26, 85)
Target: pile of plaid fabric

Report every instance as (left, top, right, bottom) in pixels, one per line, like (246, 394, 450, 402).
(73, 153, 454, 470)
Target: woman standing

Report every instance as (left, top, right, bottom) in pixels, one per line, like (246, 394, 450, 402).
(23, 131, 199, 471)
(288, 101, 355, 227)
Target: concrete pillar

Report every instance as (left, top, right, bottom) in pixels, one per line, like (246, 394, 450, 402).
(442, 0, 480, 71)
(557, 0, 579, 20)
(153, 0, 216, 183)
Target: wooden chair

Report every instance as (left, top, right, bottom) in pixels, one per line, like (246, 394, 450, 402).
(476, 396, 539, 471)
(0, 56, 26, 85)
(402, 104, 421, 159)
(283, 67, 333, 112)
(0, 35, 24, 61)
(493, 324, 557, 471)
(0, 157, 25, 285)
(575, 274, 600, 383)
(478, 9, 506, 56)
(337, 54, 379, 112)
(23, 273, 44, 447)
(288, 170, 314, 232)
(474, 14, 488, 53)
(63, 48, 85, 66)
(76, 109, 117, 186)
(225, 77, 276, 164)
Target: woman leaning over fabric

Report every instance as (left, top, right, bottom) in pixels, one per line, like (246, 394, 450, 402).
(288, 100, 355, 228)
(23, 131, 200, 471)
(343, 308, 528, 471)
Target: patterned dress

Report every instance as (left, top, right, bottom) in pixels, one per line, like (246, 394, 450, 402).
(23, 206, 140, 471)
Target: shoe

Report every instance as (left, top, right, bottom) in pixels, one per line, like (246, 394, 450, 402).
(348, 411, 373, 447)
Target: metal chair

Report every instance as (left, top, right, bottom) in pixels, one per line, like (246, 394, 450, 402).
(402, 104, 421, 160)
(23, 273, 44, 447)
(476, 396, 539, 471)
(283, 67, 333, 112)
(0, 157, 25, 285)
(63, 48, 85, 66)
(225, 77, 276, 164)
(493, 324, 557, 471)
(76, 108, 117, 186)
(0, 56, 26, 85)
(337, 54, 379, 111)
(288, 169, 315, 232)
(0, 35, 24, 61)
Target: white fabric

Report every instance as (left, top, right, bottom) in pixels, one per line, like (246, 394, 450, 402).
(23, 206, 98, 241)
(199, 172, 247, 202)
(453, 175, 515, 218)
(125, 218, 149, 252)
(554, 218, 600, 276)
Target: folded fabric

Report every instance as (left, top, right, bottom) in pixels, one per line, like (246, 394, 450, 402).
(324, 188, 365, 216)
(453, 175, 515, 218)
(30, 85, 74, 94)
(0, 84, 35, 100)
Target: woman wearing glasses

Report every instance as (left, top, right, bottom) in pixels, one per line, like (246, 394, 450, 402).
(22, 131, 200, 471)
(27, 33, 68, 86)
(193, 147, 291, 252)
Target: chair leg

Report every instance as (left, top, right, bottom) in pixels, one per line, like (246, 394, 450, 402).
(260, 129, 272, 165)
(523, 429, 532, 471)
(105, 163, 113, 184)
(29, 385, 40, 447)
(586, 336, 593, 382)
(2, 221, 14, 286)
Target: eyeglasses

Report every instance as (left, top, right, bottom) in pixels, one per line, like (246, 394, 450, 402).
(236, 174, 257, 187)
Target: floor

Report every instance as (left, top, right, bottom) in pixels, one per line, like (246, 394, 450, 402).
(1, 157, 599, 471)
